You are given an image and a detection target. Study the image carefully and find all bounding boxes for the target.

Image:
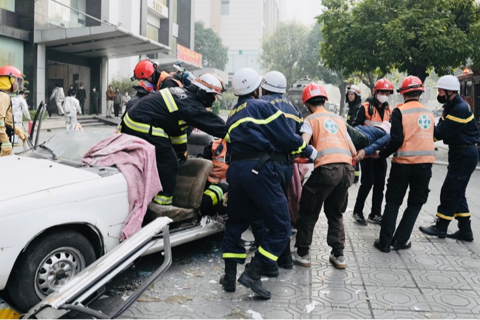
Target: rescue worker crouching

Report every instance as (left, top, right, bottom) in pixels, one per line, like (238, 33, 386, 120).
(0, 65, 27, 157)
(346, 84, 362, 183)
(351, 78, 393, 226)
(373, 76, 435, 252)
(419, 75, 480, 241)
(220, 68, 316, 299)
(120, 72, 226, 206)
(293, 83, 356, 269)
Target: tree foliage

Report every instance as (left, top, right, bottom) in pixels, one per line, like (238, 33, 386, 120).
(194, 21, 228, 70)
(319, 0, 480, 84)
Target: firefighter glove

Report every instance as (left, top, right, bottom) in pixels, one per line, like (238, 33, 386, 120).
(0, 142, 13, 156)
(177, 151, 188, 165)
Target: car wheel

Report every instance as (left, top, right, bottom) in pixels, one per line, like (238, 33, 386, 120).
(7, 229, 96, 312)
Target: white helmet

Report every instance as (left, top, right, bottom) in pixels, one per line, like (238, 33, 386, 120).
(347, 84, 361, 95)
(261, 71, 287, 93)
(435, 75, 460, 91)
(232, 68, 263, 96)
(193, 73, 226, 94)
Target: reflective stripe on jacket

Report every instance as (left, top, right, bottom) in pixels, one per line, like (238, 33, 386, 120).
(392, 101, 435, 164)
(305, 109, 352, 168)
(208, 139, 228, 183)
(363, 101, 391, 127)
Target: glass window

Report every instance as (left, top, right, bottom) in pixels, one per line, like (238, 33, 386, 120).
(0, 0, 15, 12)
(147, 24, 159, 41)
(0, 36, 23, 72)
(466, 80, 473, 97)
(221, 0, 230, 15)
(48, 0, 87, 28)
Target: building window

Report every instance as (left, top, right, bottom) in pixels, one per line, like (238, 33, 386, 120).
(0, 0, 15, 12)
(147, 23, 159, 41)
(48, 0, 87, 28)
(221, 0, 229, 15)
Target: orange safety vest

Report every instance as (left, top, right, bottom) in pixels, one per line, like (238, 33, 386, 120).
(306, 109, 352, 168)
(208, 139, 228, 183)
(392, 101, 435, 164)
(157, 71, 183, 89)
(363, 101, 391, 127)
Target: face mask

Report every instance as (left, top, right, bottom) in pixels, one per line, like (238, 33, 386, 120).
(93, 89, 96, 92)
(80, 86, 83, 89)
(205, 94, 216, 108)
(377, 94, 389, 104)
(437, 94, 447, 104)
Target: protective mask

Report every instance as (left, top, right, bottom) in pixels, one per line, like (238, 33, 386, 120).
(377, 94, 389, 104)
(437, 95, 447, 104)
(205, 94, 216, 108)
(93, 89, 96, 92)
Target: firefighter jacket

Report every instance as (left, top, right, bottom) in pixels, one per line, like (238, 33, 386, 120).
(124, 86, 150, 116)
(434, 95, 480, 146)
(125, 86, 227, 154)
(303, 109, 352, 168)
(390, 101, 435, 164)
(352, 97, 391, 127)
(261, 93, 303, 134)
(0, 91, 13, 144)
(225, 96, 312, 157)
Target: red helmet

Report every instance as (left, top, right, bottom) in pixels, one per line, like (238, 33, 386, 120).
(133, 60, 157, 80)
(373, 78, 394, 94)
(397, 76, 424, 95)
(302, 83, 328, 104)
(0, 65, 23, 90)
(137, 80, 155, 93)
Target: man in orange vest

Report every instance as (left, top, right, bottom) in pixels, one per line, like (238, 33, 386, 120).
(293, 83, 356, 269)
(351, 78, 393, 226)
(372, 76, 435, 252)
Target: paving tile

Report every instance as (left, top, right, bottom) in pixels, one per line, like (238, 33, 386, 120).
(412, 270, 472, 290)
(366, 287, 430, 312)
(422, 288, 480, 314)
(310, 306, 372, 319)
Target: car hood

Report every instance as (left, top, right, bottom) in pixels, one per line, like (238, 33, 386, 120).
(0, 155, 103, 202)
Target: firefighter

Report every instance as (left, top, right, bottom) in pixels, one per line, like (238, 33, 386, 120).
(293, 83, 356, 269)
(220, 68, 316, 299)
(346, 84, 362, 183)
(373, 76, 435, 252)
(419, 75, 480, 241)
(351, 78, 393, 226)
(0, 65, 27, 157)
(120, 73, 227, 206)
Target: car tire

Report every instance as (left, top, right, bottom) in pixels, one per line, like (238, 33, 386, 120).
(6, 229, 96, 312)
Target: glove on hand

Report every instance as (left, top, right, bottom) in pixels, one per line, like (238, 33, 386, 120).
(0, 142, 13, 156)
(17, 131, 28, 145)
(177, 151, 188, 165)
(308, 148, 318, 163)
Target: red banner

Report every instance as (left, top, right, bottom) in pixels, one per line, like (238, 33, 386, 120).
(177, 44, 202, 67)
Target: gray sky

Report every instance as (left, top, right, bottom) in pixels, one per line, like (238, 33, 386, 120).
(283, 0, 323, 25)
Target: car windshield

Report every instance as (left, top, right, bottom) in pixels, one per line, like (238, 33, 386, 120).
(42, 130, 114, 163)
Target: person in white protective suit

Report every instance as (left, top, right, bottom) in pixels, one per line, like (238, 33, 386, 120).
(50, 83, 65, 115)
(12, 90, 31, 145)
(64, 90, 82, 131)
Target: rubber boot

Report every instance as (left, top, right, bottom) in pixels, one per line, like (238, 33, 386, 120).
(238, 257, 271, 299)
(246, 262, 279, 277)
(446, 218, 474, 242)
(277, 239, 294, 269)
(220, 260, 237, 292)
(419, 218, 449, 238)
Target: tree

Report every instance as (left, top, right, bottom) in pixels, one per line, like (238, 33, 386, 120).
(259, 21, 310, 86)
(319, 0, 480, 84)
(194, 21, 228, 70)
(111, 75, 138, 96)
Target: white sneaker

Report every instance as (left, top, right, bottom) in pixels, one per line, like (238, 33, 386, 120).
(293, 251, 311, 267)
(329, 254, 346, 269)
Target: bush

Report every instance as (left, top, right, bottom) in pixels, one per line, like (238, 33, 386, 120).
(110, 75, 138, 95)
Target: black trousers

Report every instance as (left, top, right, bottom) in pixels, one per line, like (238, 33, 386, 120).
(295, 163, 354, 257)
(353, 157, 387, 217)
(379, 163, 432, 245)
(114, 103, 120, 117)
(437, 146, 478, 222)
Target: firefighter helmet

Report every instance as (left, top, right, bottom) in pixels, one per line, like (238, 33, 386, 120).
(435, 75, 460, 92)
(347, 84, 361, 95)
(232, 68, 263, 96)
(0, 65, 23, 91)
(373, 78, 394, 94)
(261, 71, 287, 93)
(302, 83, 328, 104)
(193, 73, 226, 94)
(397, 76, 424, 95)
(133, 60, 157, 80)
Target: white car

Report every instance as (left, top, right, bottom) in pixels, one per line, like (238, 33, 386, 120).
(0, 130, 224, 312)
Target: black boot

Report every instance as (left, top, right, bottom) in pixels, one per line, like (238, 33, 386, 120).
(220, 260, 237, 292)
(419, 218, 449, 238)
(238, 257, 271, 299)
(246, 262, 279, 277)
(446, 219, 474, 242)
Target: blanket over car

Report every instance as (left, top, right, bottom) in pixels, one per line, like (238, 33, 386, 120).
(82, 133, 162, 240)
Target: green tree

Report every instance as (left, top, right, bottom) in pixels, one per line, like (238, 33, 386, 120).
(194, 21, 229, 70)
(259, 21, 310, 86)
(111, 75, 138, 96)
(319, 0, 480, 84)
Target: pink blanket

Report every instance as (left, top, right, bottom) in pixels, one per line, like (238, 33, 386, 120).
(82, 134, 162, 240)
(288, 163, 313, 227)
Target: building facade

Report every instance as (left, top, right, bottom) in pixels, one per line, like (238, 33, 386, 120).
(194, 0, 286, 76)
(0, 0, 200, 115)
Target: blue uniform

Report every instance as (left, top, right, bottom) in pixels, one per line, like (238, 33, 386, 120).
(434, 95, 479, 222)
(223, 96, 312, 266)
